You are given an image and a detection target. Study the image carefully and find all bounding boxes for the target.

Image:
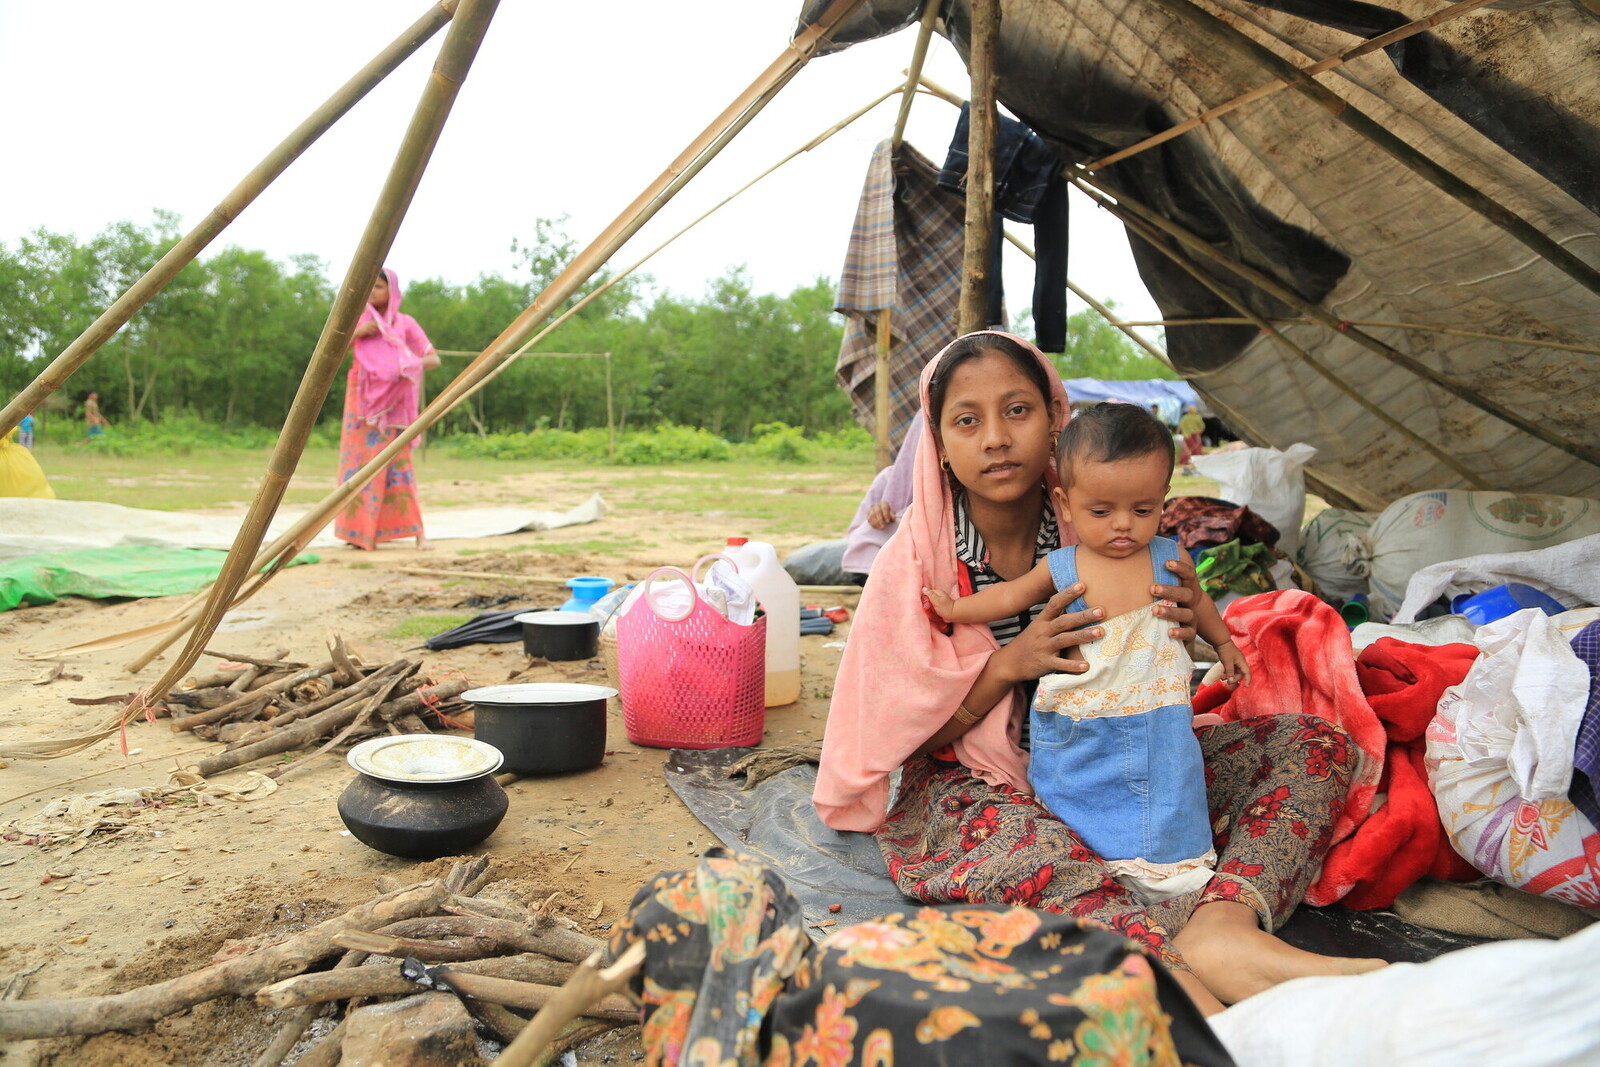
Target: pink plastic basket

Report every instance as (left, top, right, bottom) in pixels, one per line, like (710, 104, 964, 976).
(616, 560, 766, 749)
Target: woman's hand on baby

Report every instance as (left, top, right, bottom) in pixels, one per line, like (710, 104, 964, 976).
(997, 584, 1102, 681)
(353, 321, 379, 339)
(1153, 559, 1199, 643)
(1217, 640, 1251, 689)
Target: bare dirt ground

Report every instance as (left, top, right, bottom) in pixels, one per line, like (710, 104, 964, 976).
(0, 467, 853, 1064)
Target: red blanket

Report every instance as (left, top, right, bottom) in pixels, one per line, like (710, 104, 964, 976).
(1334, 638, 1481, 909)
(1194, 590, 1386, 905)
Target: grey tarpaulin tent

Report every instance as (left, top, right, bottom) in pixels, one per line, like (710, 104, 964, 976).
(801, 0, 1600, 510)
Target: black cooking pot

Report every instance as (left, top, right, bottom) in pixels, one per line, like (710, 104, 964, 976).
(461, 683, 614, 775)
(514, 611, 599, 661)
(337, 736, 508, 859)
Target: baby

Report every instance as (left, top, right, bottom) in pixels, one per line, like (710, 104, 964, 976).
(926, 402, 1249, 903)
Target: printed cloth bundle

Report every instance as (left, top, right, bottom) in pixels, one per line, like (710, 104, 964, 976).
(1427, 610, 1599, 911)
(1159, 496, 1280, 554)
(610, 848, 1235, 1067)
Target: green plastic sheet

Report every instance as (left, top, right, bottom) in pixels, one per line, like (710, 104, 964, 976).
(0, 546, 319, 612)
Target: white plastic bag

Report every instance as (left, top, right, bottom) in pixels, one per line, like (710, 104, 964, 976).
(1192, 442, 1316, 558)
(1427, 608, 1597, 908)
(1296, 507, 1376, 600)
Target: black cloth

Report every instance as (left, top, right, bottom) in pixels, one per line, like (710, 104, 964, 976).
(939, 103, 1071, 352)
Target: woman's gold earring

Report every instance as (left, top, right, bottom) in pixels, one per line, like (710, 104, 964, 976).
(940, 457, 951, 473)
(1050, 430, 1061, 451)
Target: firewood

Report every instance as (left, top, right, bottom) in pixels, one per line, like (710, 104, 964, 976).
(171, 661, 336, 732)
(0, 878, 451, 1039)
(328, 633, 363, 687)
(374, 915, 603, 965)
(333, 930, 501, 961)
(530, 1018, 627, 1067)
(195, 668, 442, 778)
(494, 943, 645, 1066)
(256, 953, 575, 1009)
(250, 949, 367, 1067)
(165, 687, 237, 711)
(203, 648, 307, 671)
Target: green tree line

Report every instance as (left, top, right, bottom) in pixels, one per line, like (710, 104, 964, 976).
(1, 213, 1169, 438)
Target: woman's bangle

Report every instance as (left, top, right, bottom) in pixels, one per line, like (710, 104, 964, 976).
(951, 704, 984, 726)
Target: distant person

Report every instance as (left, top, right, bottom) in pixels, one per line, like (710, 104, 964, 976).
(83, 391, 108, 441)
(336, 268, 440, 551)
(1178, 403, 1205, 474)
(17, 411, 35, 450)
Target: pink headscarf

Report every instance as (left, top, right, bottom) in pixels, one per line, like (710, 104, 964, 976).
(814, 331, 1073, 831)
(350, 268, 434, 431)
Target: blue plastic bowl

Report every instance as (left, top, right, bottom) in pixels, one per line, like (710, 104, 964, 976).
(1450, 583, 1565, 626)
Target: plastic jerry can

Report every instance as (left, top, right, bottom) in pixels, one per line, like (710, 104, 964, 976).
(728, 539, 800, 707)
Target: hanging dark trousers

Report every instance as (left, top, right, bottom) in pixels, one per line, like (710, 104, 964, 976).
(938, 103, 1070, 352)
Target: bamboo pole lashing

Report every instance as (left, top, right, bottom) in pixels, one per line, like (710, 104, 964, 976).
(0, 0, 462, 438)
(114, 0, 504, 727)
(112, 36, 886, 674)
(1140, 0, 1600, 302)
(1082, 0, 1501, 173)
(958, 0, 1001, 336)
(1066, 167, 1600, 471)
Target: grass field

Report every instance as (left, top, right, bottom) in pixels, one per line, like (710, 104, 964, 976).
(27, 441, 1229, 541)
(27, 441, 886, 536)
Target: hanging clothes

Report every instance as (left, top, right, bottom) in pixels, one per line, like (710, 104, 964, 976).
(939, 103, 1070, 352)
(834, 140, 968, 452)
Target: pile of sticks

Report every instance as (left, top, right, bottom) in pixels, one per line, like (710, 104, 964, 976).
(111, 637, 472, 782)
(0, 858, 643, 1065)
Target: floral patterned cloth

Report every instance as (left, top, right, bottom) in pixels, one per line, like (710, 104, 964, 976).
(877, 716, 1355, 970)
(612, 849, 1236, 1067)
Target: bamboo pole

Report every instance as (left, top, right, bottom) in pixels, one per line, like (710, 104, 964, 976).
(1083, 0, 1500, 173)
(114, 0, 502, 721)
(1066, 168, 1600, 470)
(1088, 316, 1600, 357)
(1142, 0, 1600, 301)
(0, 0, 461, 438)
(1089, 190, 1487, 490)
(604, 353, 615, 462)
(892, 0, 943, 151)
(114, 1, 871, 674)
(873, 312, 893, 468)
(958, 0, 1001, 335)
(868, 0, 942, 471)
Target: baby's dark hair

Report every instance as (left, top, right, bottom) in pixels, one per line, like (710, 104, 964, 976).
(1057, 402, 1175, 486)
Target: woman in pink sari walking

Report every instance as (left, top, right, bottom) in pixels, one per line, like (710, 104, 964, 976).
(336, 268, 439, 550)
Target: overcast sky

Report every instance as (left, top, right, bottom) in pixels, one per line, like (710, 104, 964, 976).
(0, 1, 1162, 334)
